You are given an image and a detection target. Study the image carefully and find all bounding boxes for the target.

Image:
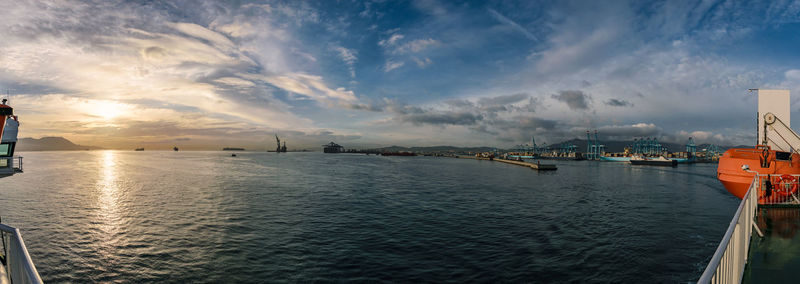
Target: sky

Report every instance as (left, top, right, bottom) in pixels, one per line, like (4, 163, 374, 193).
(2, 0, 800, 150)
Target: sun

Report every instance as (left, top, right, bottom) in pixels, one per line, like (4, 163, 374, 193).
(89, 101, 129, 120)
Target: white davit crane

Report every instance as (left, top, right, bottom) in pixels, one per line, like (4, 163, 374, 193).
(762, 112, 800, 153)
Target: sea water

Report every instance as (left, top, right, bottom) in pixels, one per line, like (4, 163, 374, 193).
(0, 151, 739, 282)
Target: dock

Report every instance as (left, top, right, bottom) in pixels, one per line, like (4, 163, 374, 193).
(455, 155, 557, 170)
(495, 158, 557, 170)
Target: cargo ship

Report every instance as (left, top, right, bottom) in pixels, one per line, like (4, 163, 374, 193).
(600, 156, 632, 162)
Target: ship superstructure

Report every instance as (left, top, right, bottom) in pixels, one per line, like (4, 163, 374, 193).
(0, 99, 42, 283)
(0, 100, 21, 177)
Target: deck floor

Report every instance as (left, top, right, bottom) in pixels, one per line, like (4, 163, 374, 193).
(743, 207, 800, 283)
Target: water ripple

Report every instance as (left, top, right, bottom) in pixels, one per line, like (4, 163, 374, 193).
(1, 151, 739, 283)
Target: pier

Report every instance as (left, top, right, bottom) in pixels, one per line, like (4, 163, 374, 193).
(456, 155, 557, 171)
(496, 158, 557, 170)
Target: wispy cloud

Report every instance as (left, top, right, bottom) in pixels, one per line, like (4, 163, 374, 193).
(379, 33, 405, 47)
(332, 46, 358, 78)
(487, 8, 538, 41)
(384, 60, 405, 72)
(413, 57, 433, 68)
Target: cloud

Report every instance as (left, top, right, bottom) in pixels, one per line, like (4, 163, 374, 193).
(400, 111, 483, 126)
(486, 8, 538, 41)
(384, 60, 405, 72)
(2, 0, 795, 149)
(378, 92, 556, 143)
(0, 0, 378, 149)
(141, 46, 167, 60)
(551, 90, 590, 110)
(604, 98, 633, 107)
(786, 69, 800, 81)
(595, 123, 661, 139)
(413, 57, 433, 68)
(332, 46, 358, 78)
(170, 22, 236, 50)
(478, 93, 530, 106)
(473, 115, 560, 142)
(378, 33, 404, 47)
(333, 46, 358, 65)
(395, 38, 439, 54)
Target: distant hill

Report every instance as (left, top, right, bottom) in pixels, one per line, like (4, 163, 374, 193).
(369, 145, 495, 153)
(16, 137, 103, 151)
(363, 140, 734, 154)
(530, 139, 733, 153)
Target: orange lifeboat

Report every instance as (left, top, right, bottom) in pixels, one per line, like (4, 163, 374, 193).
(717, 145, 800, 199)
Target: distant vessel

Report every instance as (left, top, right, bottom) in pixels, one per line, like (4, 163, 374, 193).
(0, 99, 43, 283)
(600, 156, 632, 162)
(629, 155, 677, 167)
(223, 147, 245, 151)
(173, 146, 179, 151)
(538, 152, 585, 161)
(134, 148, 144, 151)
(275, 135, 287, 153)
(323, 142, 344, 153)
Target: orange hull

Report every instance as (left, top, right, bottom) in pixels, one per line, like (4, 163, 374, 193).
(717, 147, 800, 199)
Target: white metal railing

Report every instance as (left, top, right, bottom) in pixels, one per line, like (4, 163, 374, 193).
(698, 175, 761, 284)
(0, 223, 41, 284)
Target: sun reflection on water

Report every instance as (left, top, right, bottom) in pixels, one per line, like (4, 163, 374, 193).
(96, 150, 122, 247)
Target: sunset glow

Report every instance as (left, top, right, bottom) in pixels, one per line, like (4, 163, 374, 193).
(1, 1, 799, 149)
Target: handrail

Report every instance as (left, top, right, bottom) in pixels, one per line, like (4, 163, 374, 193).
(0, 223, 42, 284)
(698, 175, 760, 284)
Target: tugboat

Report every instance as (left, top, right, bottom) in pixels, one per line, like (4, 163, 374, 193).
(173, 146, 179, 151)
(0, 99, 43, 283)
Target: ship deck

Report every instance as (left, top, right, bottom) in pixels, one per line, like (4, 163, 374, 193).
(742, 206, 800, 283)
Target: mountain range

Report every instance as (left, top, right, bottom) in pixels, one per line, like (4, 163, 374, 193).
(368, 139, 735, 153)
(15, 137, 103, 151)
